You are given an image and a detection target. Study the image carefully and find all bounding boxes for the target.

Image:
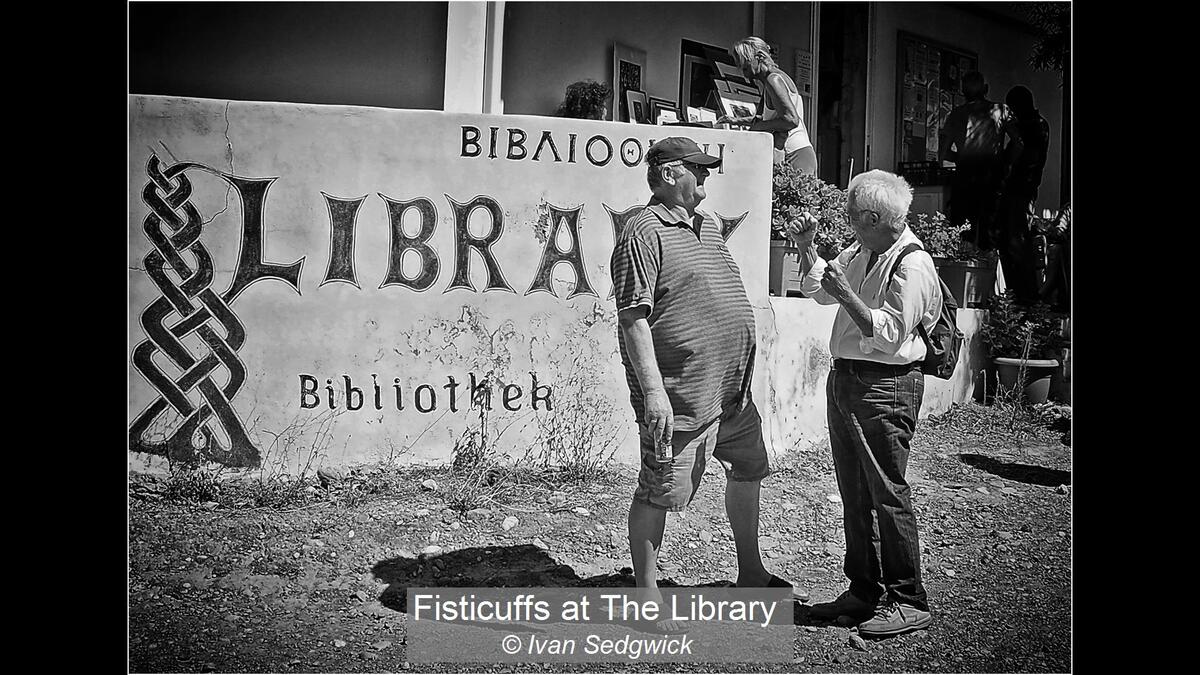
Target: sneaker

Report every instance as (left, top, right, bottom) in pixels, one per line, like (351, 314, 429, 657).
(856, 600, 932, 637)
(807, 590, 879, 619)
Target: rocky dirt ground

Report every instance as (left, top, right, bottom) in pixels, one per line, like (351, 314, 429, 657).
(128, 401, 1072, 673)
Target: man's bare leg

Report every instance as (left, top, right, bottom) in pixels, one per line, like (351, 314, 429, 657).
(627, 498, 688, 633)
(629, 498, 667, 592)
(726, 478, 772, 587)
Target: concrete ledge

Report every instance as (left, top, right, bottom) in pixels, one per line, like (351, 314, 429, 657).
(760, 297, 987, 461)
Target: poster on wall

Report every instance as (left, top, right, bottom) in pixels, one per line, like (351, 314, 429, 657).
(793, 49, 814, 96)
(895, 31, 977, 165)
(612, 43, 646, 123)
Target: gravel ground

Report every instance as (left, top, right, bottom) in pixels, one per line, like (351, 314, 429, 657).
(128, 401, 1071, 673)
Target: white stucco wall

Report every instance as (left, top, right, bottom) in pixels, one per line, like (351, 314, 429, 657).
(128, 95, 774, 473)
(762, 299, 985, 459)
(127, 95, 986, 475)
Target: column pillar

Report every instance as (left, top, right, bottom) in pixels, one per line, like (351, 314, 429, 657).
(444, 1, 505, 113)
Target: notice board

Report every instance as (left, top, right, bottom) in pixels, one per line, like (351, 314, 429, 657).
(894, 31, 978, 165)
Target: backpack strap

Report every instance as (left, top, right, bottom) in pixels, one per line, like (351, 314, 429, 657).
(886, 242, 924, 289)
(885, 242, 932, 342)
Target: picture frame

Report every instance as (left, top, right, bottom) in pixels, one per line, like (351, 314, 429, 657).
(613, 42, 647, 123)
(678, 38, 734, 112)
(715, 93, 758, 121)
(680, 54, 714, 110)
(648, 96, 677, 125)
(713, 60, 750, 85)
(685, 106, 718, 126)
(625, 89, 649, 125)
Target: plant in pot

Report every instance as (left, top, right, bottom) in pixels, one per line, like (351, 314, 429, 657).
(979, 289, 1069, 404)
(768, 163, 854, 296)
(906, 211, 998, 308)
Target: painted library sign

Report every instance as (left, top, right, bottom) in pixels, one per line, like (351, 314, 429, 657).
(128, 95, 772, 469)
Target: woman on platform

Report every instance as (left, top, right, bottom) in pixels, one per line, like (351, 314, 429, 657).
(718, 36, 817, 174)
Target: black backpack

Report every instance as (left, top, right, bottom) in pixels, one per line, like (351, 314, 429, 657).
(886, 243, 964, 380)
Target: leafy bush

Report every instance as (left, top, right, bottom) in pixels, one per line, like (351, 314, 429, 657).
(771, 163, 854, 259)
(980, 290, 1068, 360)
(906, 211, 974, 260)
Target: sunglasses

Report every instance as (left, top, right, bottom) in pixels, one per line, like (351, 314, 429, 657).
(660, 160, 709, 176)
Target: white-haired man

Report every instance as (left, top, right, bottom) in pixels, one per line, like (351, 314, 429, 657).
(787, 169, 940, 637)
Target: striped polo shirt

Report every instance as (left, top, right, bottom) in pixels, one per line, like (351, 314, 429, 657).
(610, 200, 757, 431)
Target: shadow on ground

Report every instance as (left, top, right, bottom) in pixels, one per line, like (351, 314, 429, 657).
(958, 453, 1071, 487)
(373, 544, 721, 613)
(373, 544, 841, 632)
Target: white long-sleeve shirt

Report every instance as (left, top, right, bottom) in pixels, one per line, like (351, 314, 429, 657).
(800, 227, 942, 364)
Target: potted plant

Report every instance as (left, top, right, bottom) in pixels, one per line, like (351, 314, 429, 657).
(768, 163, 854, 296)
(978, 290, 1069, 403)
(906, 211, 997, 308)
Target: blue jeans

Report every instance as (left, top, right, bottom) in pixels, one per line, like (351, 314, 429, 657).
(827, 361, 929, 611)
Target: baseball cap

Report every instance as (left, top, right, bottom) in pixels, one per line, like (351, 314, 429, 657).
(645, 137, 723, 168)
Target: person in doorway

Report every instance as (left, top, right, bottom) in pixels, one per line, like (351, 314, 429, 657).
(555, 79, 612, 120)
(717, 36, 817, 174)
(938, 71, 1022, 252)
(995, 85, 1051, 305)
(786, 169, 940, 638)
(1036, 201, 1070, 312)
(610, 137, 795, 627)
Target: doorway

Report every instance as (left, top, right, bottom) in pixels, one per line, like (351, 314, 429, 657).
(815, 2, 869, 188)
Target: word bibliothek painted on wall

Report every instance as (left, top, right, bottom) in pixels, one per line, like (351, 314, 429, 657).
(127, 95, 772, 469)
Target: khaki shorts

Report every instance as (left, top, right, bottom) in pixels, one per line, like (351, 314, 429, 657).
(633, 400, 770, 512)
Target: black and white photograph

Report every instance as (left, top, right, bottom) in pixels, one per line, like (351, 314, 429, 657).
(613, 42, 647, 123)
(648, 95, 678, 125)
(128, 2, 1073, 673)
(625, 89, 650, 124)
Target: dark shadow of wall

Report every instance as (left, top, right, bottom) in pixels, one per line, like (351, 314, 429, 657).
(129, 1, 448, 110)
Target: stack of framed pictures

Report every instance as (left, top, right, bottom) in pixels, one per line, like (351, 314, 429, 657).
(678, 38, 750, 126)
(684, 107, 718, 126)
(649, 96, 678, 125)
(710, 78, 760, 121)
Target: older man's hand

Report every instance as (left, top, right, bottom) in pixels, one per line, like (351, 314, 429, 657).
(785, 211, 819, 250)
(643, 389, 674, 450)
(820, 259, 854, 301)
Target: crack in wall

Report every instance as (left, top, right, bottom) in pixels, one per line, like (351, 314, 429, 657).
(223, 101, 236, 174)
(202, 103, 236, 227)
(156, 140, 180, 164)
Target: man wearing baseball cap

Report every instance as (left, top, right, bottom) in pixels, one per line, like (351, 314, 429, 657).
(611, 137, 793, 623)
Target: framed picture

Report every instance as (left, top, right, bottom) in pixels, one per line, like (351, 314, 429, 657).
(713, 60, 750, 85)
(685, 106, 718, 126)
(680, 54, 715, 110)
(625, 89, 649, 124)
(613, 42, 647, 123)
(715, 93, 757, 121)
(679, 38, 735, 112)
(656, 110, 680, 125)
(648, 96, 677, 125)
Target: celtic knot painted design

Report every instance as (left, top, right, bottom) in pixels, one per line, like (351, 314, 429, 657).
(129, 155, 260, 467)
